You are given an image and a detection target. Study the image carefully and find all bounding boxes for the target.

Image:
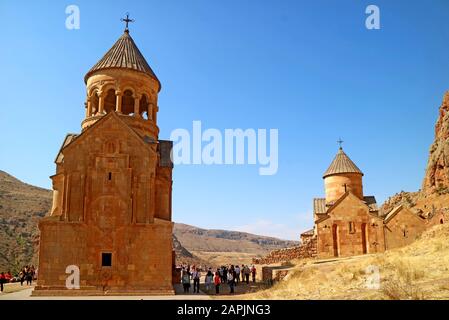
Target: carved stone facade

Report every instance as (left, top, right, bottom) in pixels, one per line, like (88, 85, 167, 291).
(34, 29, 174, 295)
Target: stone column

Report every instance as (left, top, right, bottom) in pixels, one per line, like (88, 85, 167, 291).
(134, 94, 141, 117)
(148, 104, 153, 120)
(115, 90, 122, 114)
(153, 105, 158, 123)
(86, 99, 92, 117)
(97, 91, 105, 115)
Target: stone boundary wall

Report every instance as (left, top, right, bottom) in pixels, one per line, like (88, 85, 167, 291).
(253, 238, 317, 265)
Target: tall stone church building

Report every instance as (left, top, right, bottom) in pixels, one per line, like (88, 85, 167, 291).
(34, 27, 174, 295)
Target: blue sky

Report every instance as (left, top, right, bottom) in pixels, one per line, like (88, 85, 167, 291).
(1, 0, 449, 240)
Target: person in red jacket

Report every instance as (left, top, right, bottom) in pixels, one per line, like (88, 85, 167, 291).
(214, 271, 221, 295)
(5, 271, 12, 283)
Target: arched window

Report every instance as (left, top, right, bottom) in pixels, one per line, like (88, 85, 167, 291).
(121, 90, 135, 115)
(91, 90, 99, 116)
(139, 94, 149, 119)
(440, 218, 444, 224)
(104, 89, 116, 113)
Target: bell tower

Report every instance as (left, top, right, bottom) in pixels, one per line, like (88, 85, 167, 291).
(82, 25, 161, 141)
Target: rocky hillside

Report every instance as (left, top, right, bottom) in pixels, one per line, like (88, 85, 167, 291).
(0, 170, 296, 272)
(0, 171, 52, 273)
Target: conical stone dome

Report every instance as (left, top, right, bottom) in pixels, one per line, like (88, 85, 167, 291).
(84, 30, 160, 89)
(323, 148, 363, 178)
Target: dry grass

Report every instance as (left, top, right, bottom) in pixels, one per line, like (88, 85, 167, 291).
(240, 224, 449, 300)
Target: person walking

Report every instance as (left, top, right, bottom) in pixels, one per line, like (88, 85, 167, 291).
(205, 269, 213, 291)
(0, 272, 5, 292)
(222, 267, 228, 284)
(26, 269, 33, 285)
(227, 269, 235, 294)
(19, 269, 25, 286)
(245, 265, 250, 284)
(192, 267, 201, 293)
(251, 265, 257, 283)
(219, 267, 224, 283)
(181, 269, 191, 293)
(235, 265, 240, 285)
(214, 271, 221, 295)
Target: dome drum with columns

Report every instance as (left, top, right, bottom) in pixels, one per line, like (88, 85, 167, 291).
(81, 30, 161, 140)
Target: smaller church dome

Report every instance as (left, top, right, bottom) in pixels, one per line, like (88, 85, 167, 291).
(323, 148, 363, 178)
(84, 30, 160, 90)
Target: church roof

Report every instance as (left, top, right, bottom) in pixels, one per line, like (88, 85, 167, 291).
(323, 148, 363, 178)
(84, 30, 160, 89)
(313, 198, 327, 215)
(55, 133, 78, 164)
(313, 195, 377, 215)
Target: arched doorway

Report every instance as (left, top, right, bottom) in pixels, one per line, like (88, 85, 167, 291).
(332, 224, 339, 257)
(361, 223, 368, 254)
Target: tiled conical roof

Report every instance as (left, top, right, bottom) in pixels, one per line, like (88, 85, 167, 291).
(323, 148, 363, 178)
(84, 30, 160, 88)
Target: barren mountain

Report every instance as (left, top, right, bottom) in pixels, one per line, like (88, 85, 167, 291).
(0, 170, 297, 272)
(174, 223, 298, 254)
(0, 171, 52, 273)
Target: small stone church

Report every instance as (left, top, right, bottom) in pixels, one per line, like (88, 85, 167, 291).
(34, 25, 174, 295)
(302, 146, 428, 259)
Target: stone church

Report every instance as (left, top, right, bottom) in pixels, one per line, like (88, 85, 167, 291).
(304, 146, 427, 258)
(34, 26, 174, 295)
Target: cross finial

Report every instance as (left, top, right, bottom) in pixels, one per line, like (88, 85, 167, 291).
(337, 138, 344, 149)
(121, 13, 134, 32)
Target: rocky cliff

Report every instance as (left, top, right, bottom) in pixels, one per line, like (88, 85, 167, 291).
(423, 91, 449, 193)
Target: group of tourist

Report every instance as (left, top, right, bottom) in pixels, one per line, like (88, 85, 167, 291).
(0, 265, 37, 292)
(179, 264, 257, 295)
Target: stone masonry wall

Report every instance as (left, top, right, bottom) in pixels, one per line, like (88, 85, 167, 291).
(253, 238, 317, 265)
